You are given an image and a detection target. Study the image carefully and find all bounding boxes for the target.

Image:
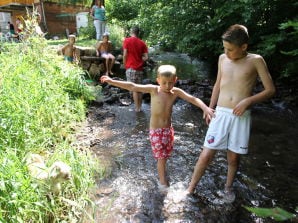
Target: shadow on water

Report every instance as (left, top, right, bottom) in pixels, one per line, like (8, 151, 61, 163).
(88, 103, 298, 223)
(86, 52, 297, 222)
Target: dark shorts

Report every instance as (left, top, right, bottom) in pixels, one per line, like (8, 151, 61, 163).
(64, 56, 73, 62)
(126, 68, 143, 84)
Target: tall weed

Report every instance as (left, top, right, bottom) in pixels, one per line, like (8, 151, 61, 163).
(0, 13, 100, 222)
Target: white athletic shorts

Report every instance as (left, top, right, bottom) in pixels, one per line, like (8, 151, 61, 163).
(203, 106, 251, 154)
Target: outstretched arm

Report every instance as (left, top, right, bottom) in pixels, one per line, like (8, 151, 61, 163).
(142, 52, 148, 62)
(174, 88, 215, 123)
(100, 75, 156, 94)
(202, 55, 222, 124)
(60, 45, 66, 55)
(73, 46, 77, 61)
(96, 42, 102, 57)
(123, 49, 127, 67)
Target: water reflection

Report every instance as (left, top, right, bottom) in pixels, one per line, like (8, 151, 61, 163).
(148, 52, 212, 81)
(90, 52, 297, 222)
(89, 99, 297, 222)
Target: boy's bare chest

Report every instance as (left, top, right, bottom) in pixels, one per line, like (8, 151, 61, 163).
(100, 43, 109, 50)
(153, 92, 176, 107)
(221, 60, 256, 81)
(65, 44, 75, 52)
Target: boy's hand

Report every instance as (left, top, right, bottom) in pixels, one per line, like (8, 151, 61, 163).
(233, 98, 251, 116)
(203, 107, 215, 125)
(100, 75, 112, 83)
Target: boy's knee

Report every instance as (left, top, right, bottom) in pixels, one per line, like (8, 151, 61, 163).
(227, 153, 240, 167)
(199, 148, 215, 165)
(228, 158, 239, 167)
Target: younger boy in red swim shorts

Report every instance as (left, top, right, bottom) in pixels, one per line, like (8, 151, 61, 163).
(101, 65, 214, 190)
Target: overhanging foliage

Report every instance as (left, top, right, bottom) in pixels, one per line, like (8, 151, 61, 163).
(106, 0, 297, 80)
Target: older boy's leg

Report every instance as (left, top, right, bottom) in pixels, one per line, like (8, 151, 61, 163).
(226, 150, 240, 188)
(187, 148, 216, 193)
(220, 150, 239, 203)
(157, 158, 168, 186)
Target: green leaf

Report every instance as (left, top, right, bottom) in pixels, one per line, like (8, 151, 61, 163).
(245, 206, 295, 221)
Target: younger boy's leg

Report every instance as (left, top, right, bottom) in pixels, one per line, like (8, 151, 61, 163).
(157, 158, 168, 186)
(187, 148, 216, 194)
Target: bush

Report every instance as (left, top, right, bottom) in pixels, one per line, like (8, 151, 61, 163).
(0, 14, 100, 222)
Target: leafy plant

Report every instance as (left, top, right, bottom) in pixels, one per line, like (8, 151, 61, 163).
(107, 0, 297, 80)
(245, 206, 297, 222)
(0, 10, 100, 222)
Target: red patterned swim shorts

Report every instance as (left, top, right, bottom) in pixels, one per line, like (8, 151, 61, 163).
(149, 126, 174, 159)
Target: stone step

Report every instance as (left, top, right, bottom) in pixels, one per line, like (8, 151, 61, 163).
(80, 56, 105, 62)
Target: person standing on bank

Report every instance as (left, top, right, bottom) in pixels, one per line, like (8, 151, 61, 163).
(90, 0, 107, 41)
(186, 24, 276, 203)
(123, 26, 149, 112)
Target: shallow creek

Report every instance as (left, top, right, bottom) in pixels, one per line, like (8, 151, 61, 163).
(78, 52, 297, 222)
(79, 100, 297, 223)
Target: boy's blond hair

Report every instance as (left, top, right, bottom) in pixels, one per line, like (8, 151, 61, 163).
(157, 65, 176, 78)
(68, 34, 76, 40)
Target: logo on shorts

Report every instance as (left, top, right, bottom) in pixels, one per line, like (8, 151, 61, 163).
(207, 135, 215, 144)
(240, 146, 248, 151)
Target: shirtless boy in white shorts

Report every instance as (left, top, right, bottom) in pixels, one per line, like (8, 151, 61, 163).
(186, 24, 276, 202)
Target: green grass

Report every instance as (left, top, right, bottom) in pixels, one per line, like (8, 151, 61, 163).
(47, 23, 125, 50)
(48, 37, 96, 48)
(0, 15, 105, 222)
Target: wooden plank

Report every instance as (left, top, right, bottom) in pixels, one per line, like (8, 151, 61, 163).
(81, 56, 105, 62)
(0, 0, 35, 7)
(0, 0, 34, 6)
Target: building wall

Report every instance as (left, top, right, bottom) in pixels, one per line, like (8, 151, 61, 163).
(43, 2, 89, 37)
(0, 12, 11, 33)
(0, 1, 89, 37)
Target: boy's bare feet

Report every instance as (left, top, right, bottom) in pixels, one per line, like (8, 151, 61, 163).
(172, 189, 199, 203)
(217, 186, 236, 203)
(158, 182, 169, 194)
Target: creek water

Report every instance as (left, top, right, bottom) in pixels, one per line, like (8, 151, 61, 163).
(84, 52, 297, 222)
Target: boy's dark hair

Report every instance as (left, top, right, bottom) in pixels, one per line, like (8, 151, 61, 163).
(222, 24, 249, 46)
(131, 26, 140, 37)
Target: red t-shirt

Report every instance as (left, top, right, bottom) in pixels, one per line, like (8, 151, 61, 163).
(123, 36, 148, 71)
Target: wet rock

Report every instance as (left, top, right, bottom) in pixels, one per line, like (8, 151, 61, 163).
(76, 77, 298, 222)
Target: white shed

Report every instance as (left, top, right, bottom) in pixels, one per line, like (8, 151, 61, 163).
(0, 12, 11, 33)
(76, 12, 89, 33)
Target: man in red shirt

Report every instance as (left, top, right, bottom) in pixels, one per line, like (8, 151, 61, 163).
(123, 26, 148, 112)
